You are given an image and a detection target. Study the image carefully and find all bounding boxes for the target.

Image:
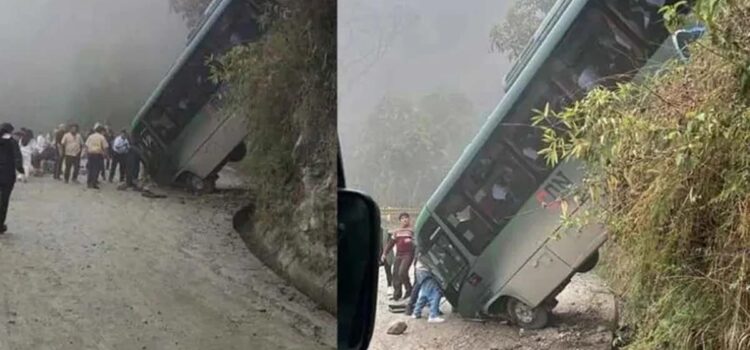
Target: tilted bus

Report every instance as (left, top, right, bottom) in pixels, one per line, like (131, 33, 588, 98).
(131, 0, 270, 192)
(413, 0, 699, 329)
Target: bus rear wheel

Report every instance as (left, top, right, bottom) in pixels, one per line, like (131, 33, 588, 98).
(507, 298, 549, 330)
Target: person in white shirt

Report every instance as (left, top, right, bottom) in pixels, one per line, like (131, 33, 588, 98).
(109, 129, 130, 183)
(16, 130, 35, 183)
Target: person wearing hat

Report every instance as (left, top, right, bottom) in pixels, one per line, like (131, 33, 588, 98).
(84, 125, 109, 189)
(0, 123, 24, 233)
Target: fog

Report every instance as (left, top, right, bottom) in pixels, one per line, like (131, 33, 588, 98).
(338, 0, 515, 207)
(0, 0, 189, 134)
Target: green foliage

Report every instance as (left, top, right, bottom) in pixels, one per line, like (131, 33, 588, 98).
(535, 1, 750, 348)
(490, 0, 557, 61)
(347, 92, 479, 207)
(211, 0, 336, 248)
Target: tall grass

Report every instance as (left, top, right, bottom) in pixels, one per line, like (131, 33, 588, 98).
(537, 1, 750, 348)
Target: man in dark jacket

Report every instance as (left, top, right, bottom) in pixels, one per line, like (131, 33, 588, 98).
(0, 123, 24, 233)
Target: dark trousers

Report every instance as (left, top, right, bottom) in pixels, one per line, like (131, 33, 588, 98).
(392, 252, 414, 300)
(383, 260, 393, 287)
(109, 153, 126, 182)
(0, 181, 14, 226)
(54, 148, 63, 179)
(63, 155, 80, 182)
(87, 154, 104, 186)
(125, 151, 140, 187)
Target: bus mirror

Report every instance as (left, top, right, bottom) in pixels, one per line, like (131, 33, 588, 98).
(338, 188, 381, 350)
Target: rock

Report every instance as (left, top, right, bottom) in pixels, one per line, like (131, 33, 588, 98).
(518, 328, 526, 337)
(597, 325, 608, 333)
(386, 321, 407, 335)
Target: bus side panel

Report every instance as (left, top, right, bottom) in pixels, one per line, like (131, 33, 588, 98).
(166, 109, 226, 178)
(176, 112, 249, 180)
(498, 246, 573, 307)
(453, 191, 574, 316)
(454, 161, 588, 316)
(545, 215, 607, 270)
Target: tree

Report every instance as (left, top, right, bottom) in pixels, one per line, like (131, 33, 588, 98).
(169, 0, 213, 30)
(490, 0, 557, 61)
(348, 92, 479, 207)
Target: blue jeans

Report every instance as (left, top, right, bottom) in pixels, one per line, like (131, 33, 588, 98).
(413, 277, 442, 318)
(406, 269, 429, 314)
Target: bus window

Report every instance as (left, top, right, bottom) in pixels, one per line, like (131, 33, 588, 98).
(469, 153, 536, 228)
(601, 0, 670, 46)
(557, 7, 647, 91)
(148, 110, 180, 142)
(497, 78, 563, 180)
(426, 231, 469, 293)
(436, 189, 495, 256)
(416, 216, 440, 251)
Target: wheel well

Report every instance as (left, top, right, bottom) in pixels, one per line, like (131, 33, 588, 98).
(487, 295, 511, 316)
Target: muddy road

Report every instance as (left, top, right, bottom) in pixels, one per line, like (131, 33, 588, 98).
(369, 266, 615, 350)
(0, 174, 335, 350)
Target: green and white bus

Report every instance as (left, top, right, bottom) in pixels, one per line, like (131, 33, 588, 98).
(413, 0, 699, 329)
(131, 0, 269, 192)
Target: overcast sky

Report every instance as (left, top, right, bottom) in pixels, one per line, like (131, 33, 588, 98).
(338, 0, 515, 172)
(0, 0, 188, 132)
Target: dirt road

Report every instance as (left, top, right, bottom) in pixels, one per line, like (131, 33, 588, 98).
(369, 266, 615, 350)
(0, 174, 335, 350)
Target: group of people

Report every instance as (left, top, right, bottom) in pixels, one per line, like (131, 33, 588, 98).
(381, 213, 445, 323)
(0, 121, 143, 234)
(48, 122, 141, 190)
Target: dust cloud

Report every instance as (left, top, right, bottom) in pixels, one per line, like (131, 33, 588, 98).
(0, 0, 189, 133)
(338, 0, 515, 207)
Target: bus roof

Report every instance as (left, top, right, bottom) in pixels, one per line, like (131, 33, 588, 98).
(503, 0, 574, 91)
(423, 0, 589, 211)
(130, 0, 234, 130)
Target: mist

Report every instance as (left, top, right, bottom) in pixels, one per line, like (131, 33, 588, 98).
(0, 0, 189, 134)
(338, 0, 516, 207)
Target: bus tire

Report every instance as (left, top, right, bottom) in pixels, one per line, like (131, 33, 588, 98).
(227, 142, 247, 162)
(577, 250, 600, 273)
(187, 173, 216, 195)
(507, 297, 549, 330)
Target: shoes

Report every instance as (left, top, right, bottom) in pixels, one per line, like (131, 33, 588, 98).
(0, 224, 6, 234)
(411, 314, 420, 319)
(428, 317, 445, 323)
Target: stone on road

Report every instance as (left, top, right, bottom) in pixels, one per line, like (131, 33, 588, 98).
(0, 176, 334, 349)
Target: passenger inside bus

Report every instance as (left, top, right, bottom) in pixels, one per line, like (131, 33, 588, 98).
(438, 191, 494, 255)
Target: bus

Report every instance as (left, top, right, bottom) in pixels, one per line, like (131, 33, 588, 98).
(130, 0, 269, 193)
(413, 0, 697, 329)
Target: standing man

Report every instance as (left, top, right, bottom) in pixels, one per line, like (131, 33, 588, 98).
(109, 129, 129, 183)
(84, 125, 109, 189)
(0, 123, 24, 233)
(101, 126, 113, 182)
(381, 213, 416, 301)
(60, 124, 83, 184)
(53, 123, 66, 180)
(381, 226, 395, 294)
